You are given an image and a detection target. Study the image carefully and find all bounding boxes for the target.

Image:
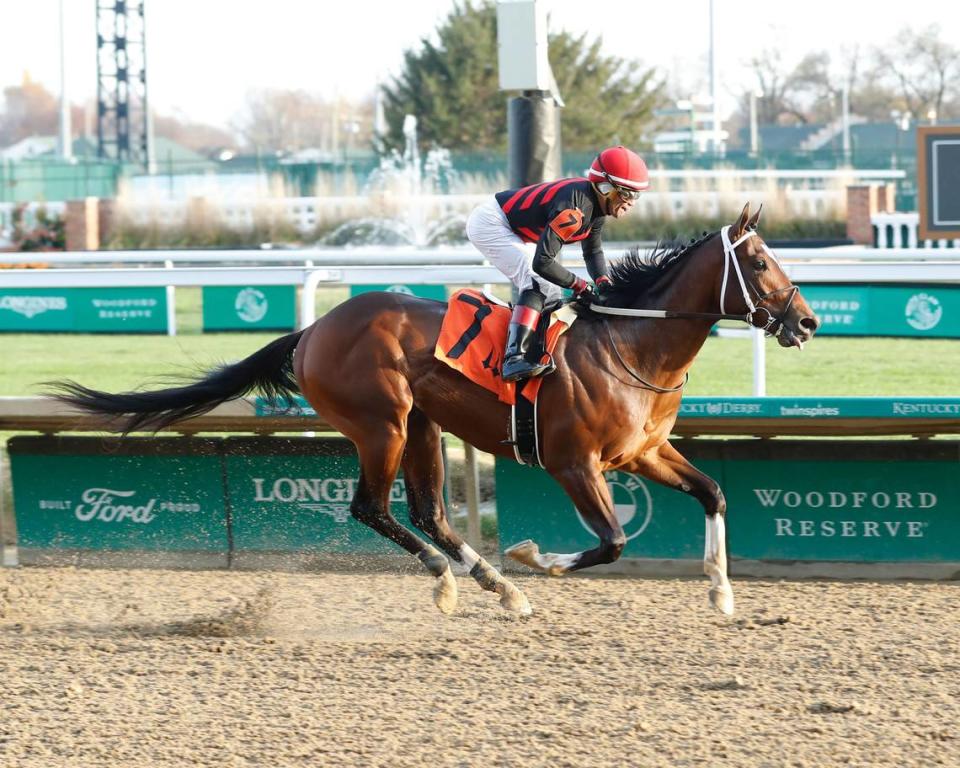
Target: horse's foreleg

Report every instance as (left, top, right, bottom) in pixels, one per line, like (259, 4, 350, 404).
(506, 463, 625, 575)
(402, 410, 530, 615)
(628, 442, 734, 615)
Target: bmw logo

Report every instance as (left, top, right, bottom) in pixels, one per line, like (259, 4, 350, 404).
(575, 470, 653, 541)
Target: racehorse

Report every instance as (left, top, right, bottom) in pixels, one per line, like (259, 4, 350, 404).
(49, 203, 819, 617)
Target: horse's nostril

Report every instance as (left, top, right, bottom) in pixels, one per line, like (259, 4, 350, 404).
(800, 315, 819, 334)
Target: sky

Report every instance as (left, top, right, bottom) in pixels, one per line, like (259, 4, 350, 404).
(1, 0, 956, 131)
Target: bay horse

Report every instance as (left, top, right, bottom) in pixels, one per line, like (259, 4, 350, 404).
(49, 203, 819, 617)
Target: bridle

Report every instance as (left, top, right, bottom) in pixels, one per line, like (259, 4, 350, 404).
(590, 225, 801, 392)
(719, 225, 799, 336)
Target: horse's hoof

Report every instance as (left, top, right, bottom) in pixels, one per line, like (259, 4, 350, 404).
(496, 580, 533, 616)
(709, 584, 735, 616)
(433, 570, 458, 615)
(504, 539, 540, 570)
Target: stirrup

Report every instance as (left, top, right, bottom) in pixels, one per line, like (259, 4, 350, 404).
(502, 355, 552, 383)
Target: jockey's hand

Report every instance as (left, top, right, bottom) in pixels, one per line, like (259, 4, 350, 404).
(570, 278, 600, 307)
(577, 288, 601, 307)
(595, 275, 613, 296)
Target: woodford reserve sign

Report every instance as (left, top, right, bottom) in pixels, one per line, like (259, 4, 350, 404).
(495, 440, 960, 565)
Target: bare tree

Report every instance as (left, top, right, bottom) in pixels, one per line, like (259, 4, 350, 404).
(234, 89, 373, 154)
(735, 45, 896, 132)
(747, 49, 810, 124)
(872, 25, 960, 121)
(152, 113, 237, 154)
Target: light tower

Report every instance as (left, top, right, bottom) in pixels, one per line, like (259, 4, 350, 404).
(96, 0, 151, 169)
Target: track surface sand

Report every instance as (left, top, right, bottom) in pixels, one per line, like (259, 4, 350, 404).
(1, 567, 958, 767)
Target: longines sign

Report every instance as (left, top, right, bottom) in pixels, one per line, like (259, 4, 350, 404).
(0, 288, 168, 332)
(224, 437, 426, 554)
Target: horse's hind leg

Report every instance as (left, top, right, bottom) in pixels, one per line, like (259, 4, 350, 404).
(349, 418, 459, 615)
(506, 462, 626, 575)
(402, 408, 531, 615)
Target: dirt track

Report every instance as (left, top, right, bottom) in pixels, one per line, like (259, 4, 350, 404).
(1, 567, 958, 767)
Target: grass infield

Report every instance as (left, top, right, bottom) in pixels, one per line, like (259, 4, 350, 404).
(1, 328, 957, 397)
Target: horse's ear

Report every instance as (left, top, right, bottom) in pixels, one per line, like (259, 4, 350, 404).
(732, 202, 751, 237)
(746, 203, 763, 231)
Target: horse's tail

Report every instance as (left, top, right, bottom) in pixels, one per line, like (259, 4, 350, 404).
(45, 329, 306, 434)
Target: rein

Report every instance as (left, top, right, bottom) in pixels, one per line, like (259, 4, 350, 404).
(602, 318, 687, 393)
(590, 305, 749, 322)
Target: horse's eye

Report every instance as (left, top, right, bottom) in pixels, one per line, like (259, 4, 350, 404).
(753, 259, 766, 271)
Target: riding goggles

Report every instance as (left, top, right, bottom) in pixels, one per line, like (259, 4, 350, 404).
(611, 184, 643, 201)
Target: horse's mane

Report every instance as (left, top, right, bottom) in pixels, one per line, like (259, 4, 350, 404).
(601, 232, 716, 307)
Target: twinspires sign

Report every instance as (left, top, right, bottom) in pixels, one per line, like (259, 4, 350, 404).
(495, 440, 960, 564)
(0, 287, 168, 332)
(801, 284, 960, 338)
(678, 396, 960, 419)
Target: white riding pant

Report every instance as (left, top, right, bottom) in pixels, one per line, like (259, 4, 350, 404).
(465, 196, 563, 303)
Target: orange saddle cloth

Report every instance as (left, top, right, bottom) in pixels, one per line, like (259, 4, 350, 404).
(434, 289, 575, 405)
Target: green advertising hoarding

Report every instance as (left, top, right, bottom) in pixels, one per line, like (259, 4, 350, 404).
(350, 284, 448, 301)
(495, 441, 960, 564)
(8, 436, 228, 557)
(677, 396, 960, 420)
(224, 437, 431, 555)
(0, 287, 168, 332)
(801, 284, 960, 337)
(202, 285, 297, 332)
(720, 441, 960, 562)
(496, 443, 724, 560)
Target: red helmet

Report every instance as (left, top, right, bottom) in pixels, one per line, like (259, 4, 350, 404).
(588, 146, 650, 195)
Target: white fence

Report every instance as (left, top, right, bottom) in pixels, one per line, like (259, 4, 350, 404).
(121, 189, 855, 230)
(873, 212, 960, 249)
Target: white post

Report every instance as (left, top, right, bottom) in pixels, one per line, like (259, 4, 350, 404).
(165, 259, 177, 336)
(58, 0, 72, 161)
(749, 91, 760, 155)
(0, 449, 17, 567)
(464, 444, 482, 547)
(841, 85, 851, 166)
(299, 269, 341, 329)
(709, 0, 721, 153)
(752, 327, 766, 396)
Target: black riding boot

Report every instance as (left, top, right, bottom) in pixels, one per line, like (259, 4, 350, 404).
(501, 291, 551, 383)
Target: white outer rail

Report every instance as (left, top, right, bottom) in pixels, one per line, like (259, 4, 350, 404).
(8, 244, 960, 265)
(0, 247, 487, 266)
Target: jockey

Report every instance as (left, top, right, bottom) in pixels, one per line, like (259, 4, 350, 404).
(465, 145, 649, 382)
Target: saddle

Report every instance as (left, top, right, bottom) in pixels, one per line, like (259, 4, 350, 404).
(435, 289, 577, 466)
